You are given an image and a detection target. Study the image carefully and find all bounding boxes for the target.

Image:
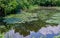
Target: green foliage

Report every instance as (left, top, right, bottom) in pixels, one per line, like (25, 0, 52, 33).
(29, 0, 60, 6)
(17, 0, 35, 10)
(1, 0, 60, 15)
(5, 0, 18, 13)
(0, 0, 38, 15)
(17, 0, 30, 9)
(0, 0, 18, 14)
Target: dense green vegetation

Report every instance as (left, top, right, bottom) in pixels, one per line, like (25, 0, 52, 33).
(0, 0, 60, 15)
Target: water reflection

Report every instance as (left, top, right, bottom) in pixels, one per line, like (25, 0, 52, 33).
(5, 25, 60, 38)
(4, 9, 60, 38)
(14, 20, 46, 36)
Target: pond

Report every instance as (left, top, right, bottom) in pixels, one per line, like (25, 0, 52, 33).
(4, 18, 60, 38)
(1, 7, 60, 38)
(5, 25, 60, 38)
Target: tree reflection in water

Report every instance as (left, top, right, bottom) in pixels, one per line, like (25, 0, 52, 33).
(4, 18, 60, 38)
(14, 20, 46, 36)
(5, 25, 60, 38)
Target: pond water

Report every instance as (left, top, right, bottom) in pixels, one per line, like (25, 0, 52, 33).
(4, 19, 60, 38)
(1, 8, 60, 38)
(5, 25, 60, 38)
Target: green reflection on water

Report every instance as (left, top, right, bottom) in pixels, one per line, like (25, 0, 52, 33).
(14, 19, 46, 36)
(0, 8, 60, 36)
(14, 9, 59, 36)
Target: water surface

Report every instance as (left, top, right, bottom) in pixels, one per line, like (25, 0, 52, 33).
(5, 25, 60, 38)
